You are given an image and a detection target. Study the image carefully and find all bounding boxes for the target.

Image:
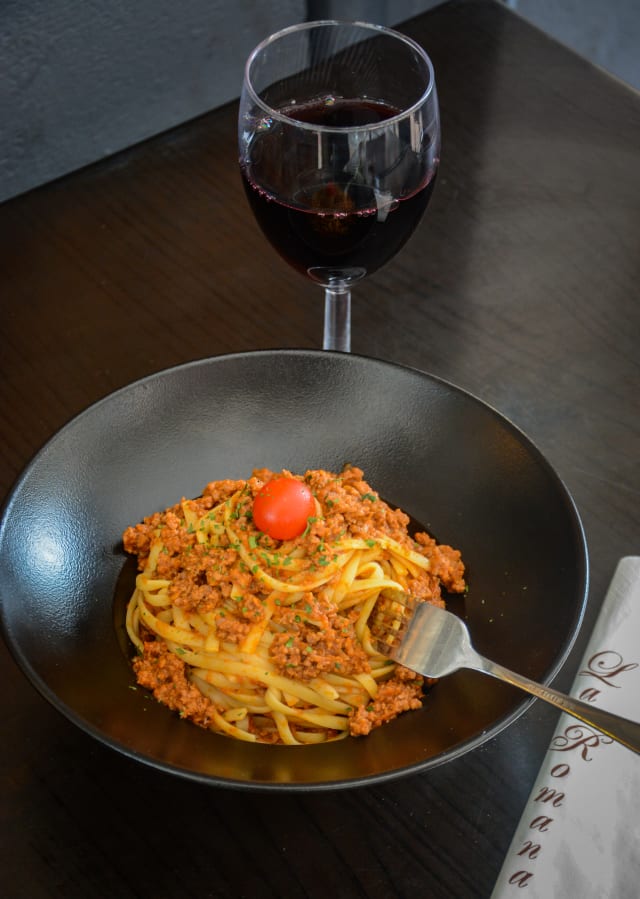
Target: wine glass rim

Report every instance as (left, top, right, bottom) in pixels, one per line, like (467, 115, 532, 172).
(243, 19, 437, 133)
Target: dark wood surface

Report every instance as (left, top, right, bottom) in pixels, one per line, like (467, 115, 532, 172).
(1, 2, 638, 896)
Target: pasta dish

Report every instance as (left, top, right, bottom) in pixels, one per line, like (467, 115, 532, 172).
(123, 466, 465, 745)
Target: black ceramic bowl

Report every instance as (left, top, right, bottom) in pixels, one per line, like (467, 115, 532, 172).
(0, 350, 588, 790)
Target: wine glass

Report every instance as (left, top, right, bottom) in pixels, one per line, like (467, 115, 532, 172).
(238, 20, 440, 352)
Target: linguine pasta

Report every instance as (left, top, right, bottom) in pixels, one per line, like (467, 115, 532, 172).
(123, 466, 465, 745)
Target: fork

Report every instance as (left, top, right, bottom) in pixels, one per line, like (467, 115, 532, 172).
(370, 592, 640, 755)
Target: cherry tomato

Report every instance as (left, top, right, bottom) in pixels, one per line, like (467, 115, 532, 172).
(252, 477, 316, 541)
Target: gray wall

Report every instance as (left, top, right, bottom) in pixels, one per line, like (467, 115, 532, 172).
(509, 0, 640, 91)
(0, 0, 438, 204)
(0, 0, 305, 203)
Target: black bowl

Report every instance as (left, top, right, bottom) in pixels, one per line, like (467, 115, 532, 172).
(0, 350, 588, 790)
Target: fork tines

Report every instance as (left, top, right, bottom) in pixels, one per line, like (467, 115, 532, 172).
(370, 590, 418, 659)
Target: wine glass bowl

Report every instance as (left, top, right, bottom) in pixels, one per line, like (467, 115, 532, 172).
(239, 21, 440, 351)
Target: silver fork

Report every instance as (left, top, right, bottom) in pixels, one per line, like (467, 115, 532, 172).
(370, 592, 640, 755)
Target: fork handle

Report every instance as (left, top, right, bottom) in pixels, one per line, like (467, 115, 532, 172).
(476, 655, 640, 755)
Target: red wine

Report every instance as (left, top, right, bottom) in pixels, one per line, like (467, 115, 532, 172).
(282, 97, 398, 128)
(241, 98, 436, 283)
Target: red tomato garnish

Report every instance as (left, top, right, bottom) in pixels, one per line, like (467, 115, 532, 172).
(252, 477, 316, 541)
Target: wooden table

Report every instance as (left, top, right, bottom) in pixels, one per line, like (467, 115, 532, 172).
(1, 1, 638, 896)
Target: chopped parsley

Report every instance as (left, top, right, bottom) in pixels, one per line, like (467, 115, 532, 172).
(302, 516, 317, 537)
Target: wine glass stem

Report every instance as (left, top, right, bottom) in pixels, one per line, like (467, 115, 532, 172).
(323, 284, 351, 353)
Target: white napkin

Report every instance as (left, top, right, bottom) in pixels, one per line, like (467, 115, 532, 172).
(491, 556, 640, 899)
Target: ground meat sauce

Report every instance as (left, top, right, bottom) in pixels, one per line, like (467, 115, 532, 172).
(123, 466, 466, 740)
(349, 675, 425, 736)
(270, 593, 370, 680)
(134, 641, 219, 728)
